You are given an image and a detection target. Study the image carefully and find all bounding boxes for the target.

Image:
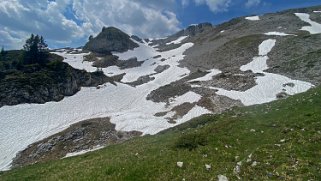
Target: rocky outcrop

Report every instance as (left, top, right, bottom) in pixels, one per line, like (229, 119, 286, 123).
(127, 75, 155, 87)
(85, 53, 144, 69)
(12, 117, 142, 168)
(131, 35, 144, 43)
(83, 27, 139, 54)
(92, 55, 119, 68)
(0, 61, 114, 107)
(149, 22, 213, 48)
(177, 22, 213, 37)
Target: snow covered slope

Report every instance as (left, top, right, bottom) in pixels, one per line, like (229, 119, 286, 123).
(0, 39, 211, 171)
(1, 6, 321, 171)
(192, 38, 313, 106)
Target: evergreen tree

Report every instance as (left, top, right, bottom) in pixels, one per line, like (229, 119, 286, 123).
(23, 34, 49, 64)
(0, 47, 5, 61)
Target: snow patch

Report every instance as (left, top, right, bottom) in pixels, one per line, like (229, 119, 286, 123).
(176, 106, 211, 124)
(240, 39, 276, 73)
(188, 69, 222, 82)
(170, 91, 202, 107)
(264, 32, 295, 36)
(257, 39, 276, 56)
(240, 56, 269, 73)
(214, 75, 313, 106)
(64, 146, 104, 158)
(54, 52, 97, 72)
(245, 16, 260, 21)
(295, 13, 321, 34)
(166, 36, 189, 45)
(214, 39, 314, 106)
(114, 39, 158, 61)
(313, 11, 321, 13)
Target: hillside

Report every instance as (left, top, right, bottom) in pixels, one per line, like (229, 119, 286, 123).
(0, 5, 321, 178)
(1, 84, 320, 180)
(0, 50, 114, 107)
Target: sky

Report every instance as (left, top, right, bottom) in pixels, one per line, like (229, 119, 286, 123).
(0, 0, 321, 49)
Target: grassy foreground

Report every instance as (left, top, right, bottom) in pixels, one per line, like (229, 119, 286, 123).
(1, 87, 321, 180)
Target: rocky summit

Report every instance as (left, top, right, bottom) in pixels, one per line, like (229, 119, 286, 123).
(83, 27, 139, 54)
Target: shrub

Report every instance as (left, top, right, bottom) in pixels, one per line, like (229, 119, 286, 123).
(175, 132, 208, 150)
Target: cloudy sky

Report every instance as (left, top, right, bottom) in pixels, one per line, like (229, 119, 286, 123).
(0, 0, 320, 49)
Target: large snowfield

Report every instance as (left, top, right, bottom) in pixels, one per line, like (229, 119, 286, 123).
(0, 39, 211, 170)
(0, 11, 319, 170)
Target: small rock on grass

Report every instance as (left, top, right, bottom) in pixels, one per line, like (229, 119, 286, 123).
(251, 161, 258, 167)
(218, 175, 228, 181)
(205, 164, 211, 171)
(177, 161, 183, 168)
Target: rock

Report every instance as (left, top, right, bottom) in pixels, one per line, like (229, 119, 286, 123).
(218, 174, 228, 181)
(153, 55, 161, 59)
(203, 154, 208, 158)
(276, 92, 289, 99)
(283, 82, 295, 87)
(177, 161, 184, 168)
(92, 55, 119, 68)
(154, 65, 170, 73)
(118, 57, 144, 69)
(234, 161, 242, 174)
(251, 161, 258, 167)
(127, 75, 155, 87)
(83, 27, 139, 54)
(131, 35, 144, 43)
(36, 143, 54, 154)
(205, 164, 211, 171)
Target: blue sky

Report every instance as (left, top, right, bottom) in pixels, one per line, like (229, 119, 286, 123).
(178, 0, 321, 26)
(0, 0, 320, 49)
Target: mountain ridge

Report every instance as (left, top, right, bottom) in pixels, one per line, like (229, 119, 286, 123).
(0, 5, 321, 176)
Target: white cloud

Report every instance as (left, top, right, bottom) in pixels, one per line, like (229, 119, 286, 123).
(0, 0, 181, 49)
(245, 0, 261, 8)
(193, 0, 231, 13)
(72, 0, 180, 38)
(181, 0, 189, 7)
(0, 0, 88, 49)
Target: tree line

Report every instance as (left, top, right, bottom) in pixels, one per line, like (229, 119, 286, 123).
(0, 34, 49, 65)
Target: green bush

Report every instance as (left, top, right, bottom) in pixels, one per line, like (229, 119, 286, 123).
(175, 131, 208, 150)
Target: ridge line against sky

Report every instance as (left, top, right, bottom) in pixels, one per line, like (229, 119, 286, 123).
(0, 0, 321, 49)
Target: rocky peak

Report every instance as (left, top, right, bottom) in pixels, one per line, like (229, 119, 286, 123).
(83, 26, 139, 54)
(186, 23, 213, 35)
(177, 22, 213, 37)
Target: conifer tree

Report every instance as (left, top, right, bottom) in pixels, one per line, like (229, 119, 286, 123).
(23, 34, 49, 64)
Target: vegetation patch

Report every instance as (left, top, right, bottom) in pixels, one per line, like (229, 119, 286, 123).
(1, 85, 320, 180)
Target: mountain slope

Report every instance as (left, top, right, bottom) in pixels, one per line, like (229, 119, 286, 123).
(1, 85, 320, 180)
(0, 5, 321, 172)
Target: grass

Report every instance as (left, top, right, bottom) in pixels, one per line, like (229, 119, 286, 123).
(1, 86, 321, 180)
